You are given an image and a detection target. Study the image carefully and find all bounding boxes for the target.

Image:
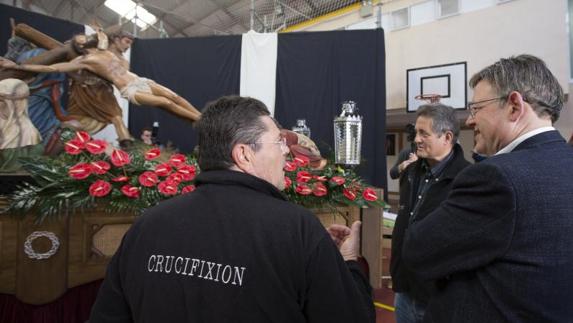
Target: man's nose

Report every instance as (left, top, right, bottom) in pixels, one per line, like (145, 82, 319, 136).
(282, 145, 290, 155)
(465, 115, 475, 127)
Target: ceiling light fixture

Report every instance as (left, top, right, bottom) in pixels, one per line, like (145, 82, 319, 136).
(104, 0, 157, 31)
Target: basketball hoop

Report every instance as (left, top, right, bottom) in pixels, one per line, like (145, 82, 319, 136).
(415, 94, 442, 104)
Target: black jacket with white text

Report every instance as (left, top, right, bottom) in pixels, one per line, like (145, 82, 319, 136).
(90, 170, 374, 323)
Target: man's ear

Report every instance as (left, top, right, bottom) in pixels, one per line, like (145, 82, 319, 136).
(443, 131, 454, 145)
(231, 143, 254, 173)
(507, 91, 526, 122)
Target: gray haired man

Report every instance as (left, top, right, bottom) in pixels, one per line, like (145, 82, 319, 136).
(391, 104, 470, 323)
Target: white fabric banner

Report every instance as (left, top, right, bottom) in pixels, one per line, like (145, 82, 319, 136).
(240, 31, 278, 116)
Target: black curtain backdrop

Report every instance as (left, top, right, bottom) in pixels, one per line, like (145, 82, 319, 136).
(275, 29, 386, 189)
(0, 4, 83, 55)
(129, 36, 242, 152)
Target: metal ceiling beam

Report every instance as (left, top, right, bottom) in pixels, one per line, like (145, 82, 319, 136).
(52, 0, 66, 17)
(138, 1, 193, 37)
(76, 0, 111, 26)
(302, 0, 318, 12)
(277, 0, 311, 20)
(208, 0, 248, 32)
(174, 21, 197, 37)
(154, 12, 191, 37)
(140, 1, 229, 36)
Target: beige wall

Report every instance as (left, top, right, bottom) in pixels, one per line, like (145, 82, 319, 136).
(301, 0, 569, 109)
(292, 0, 571, 192)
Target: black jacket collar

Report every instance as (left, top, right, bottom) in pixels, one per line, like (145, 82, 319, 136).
(195, 170, 287, 201)
(412, 143, 467, 181)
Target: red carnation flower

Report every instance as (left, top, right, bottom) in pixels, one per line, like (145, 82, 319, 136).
(75, 131, 91, 143)
(121, 184, 140, 198)
(362, 187, 378, 202)
(111, 149, 130, 167)
(145, 148, 161, 160)
(295, 184, 312, 195)
(181, 185, 196, 194)
(284, 161, 297, 172)
(112, 176, 129, 182)
(155, 163, 172, 177)
(68, 163, 92, 180)
(167, 172, 183, 184)
(313, 182, 328, 197)
(284, 176, 292, 189)
(343, 188, 357, 201)
(90, 160, 111, 175)
(139, 171, 159, 187)
(89, 180, 111, 197)
(177, 164, 196, 181)
(158, 180, 178, 195)
(169, 154, 186, 168)
(85, 139, 107, 155)
(64, 139, 84, 155)
(296, 171, 312, 183)
(293, 155, 309, 167)
(330, 176, 346, 186)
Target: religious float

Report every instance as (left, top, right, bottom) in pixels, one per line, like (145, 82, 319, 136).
(0, 20, 386, 323)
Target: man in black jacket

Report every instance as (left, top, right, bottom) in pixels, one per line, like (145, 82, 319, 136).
(89, 96, 375, 322)
(390, 104, 470, 323)
(403, 55, 573, 322)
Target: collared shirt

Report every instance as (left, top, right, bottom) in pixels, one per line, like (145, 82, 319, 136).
(409, 149, 454, 222)
(495, 127, 555, 155)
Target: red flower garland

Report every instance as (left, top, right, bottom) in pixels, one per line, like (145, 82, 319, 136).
(59, 131, 381, 210)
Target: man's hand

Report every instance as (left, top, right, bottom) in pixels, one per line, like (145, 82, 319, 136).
(398, 153, 418, 173)
(327, 224, 351, 248)
(327, 221, 361, 261)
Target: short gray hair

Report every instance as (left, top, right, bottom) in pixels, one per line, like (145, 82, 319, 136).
(416, 104, 459, 144)
(469, 54, 563, 122)
(196, 96, 272, 171)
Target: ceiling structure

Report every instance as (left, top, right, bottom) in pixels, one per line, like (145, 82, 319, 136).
(3, 0, 366, 38)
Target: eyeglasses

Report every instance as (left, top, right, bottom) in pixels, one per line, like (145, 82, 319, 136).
(251, 137, 288, 149)
(467, 96, 507, 118)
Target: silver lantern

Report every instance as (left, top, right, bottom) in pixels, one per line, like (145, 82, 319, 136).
(334, 101, 362, 165)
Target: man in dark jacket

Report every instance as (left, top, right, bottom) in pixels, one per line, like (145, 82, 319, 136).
(390, 104, 470, 322)
(403, 55, 573, 322)
(89, 96, 375, 322)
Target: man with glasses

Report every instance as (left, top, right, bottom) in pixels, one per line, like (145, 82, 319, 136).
(90, 96, 375, 322)
(391, 104, 470, 323)
(402, 55, 573, 322)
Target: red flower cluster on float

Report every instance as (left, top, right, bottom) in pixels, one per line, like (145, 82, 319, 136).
(282, 154, 382, 208)
(64, 131, 198, 200)
(8, 129, 385, 219)
(57, 130, 382, 213)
